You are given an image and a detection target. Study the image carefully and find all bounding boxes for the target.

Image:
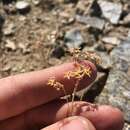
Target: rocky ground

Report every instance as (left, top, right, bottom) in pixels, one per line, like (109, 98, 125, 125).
(0, 0, 130, 129)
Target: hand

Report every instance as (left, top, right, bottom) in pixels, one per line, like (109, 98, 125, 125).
(0, 61, 124, 130)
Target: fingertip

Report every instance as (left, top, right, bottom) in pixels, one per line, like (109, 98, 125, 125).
(42, 116, 96, 130)
(75, 60, 97, 90)
(86, 105, 124, 130)
(77, 116, 96, 130)
(99, 105, 124, 130)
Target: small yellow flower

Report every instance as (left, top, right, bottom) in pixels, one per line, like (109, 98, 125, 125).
(54, 82, 64, 91)
(72, 67, 83, 79)
(47, 77, 64, 91)
(82, 66, 91, 77)
(47, 78, 55, 86)
(64, 71, 73, 79)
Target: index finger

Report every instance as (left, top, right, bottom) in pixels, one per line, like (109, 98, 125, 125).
(0, 61, 97, 121)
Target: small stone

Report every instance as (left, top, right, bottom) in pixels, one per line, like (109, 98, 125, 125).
(98, 52, 112, 70)
(18, 43, 30, 54)
(0, 15, 5, 28)
(76, 1, 91, 14)
(123, 91, 130, 100)
(16, 1, 30, 12)
(76, 15, 105, 30)
(98, 1, 122, 24)
(76, 1, 86, 12)
(102, 37, 121, 45)
(18, 16, 26, 21)
(64, 28, 84, 48)
(104, 44, 114, 52)
(123, 123, 130, 130)
(5, 40, 16, 51)
(51, 46, 65, 58)
(3, 23, 15, 36)
(128, 30, 130, 38)
(4, 4, 17, 14)
(67, 17, 75, 24)
(32, 0, 41, 5)
(59, 12, 74, 25)
(123, 13, 130, 24)
(60, 12, 70, 18)
(2, 64, 11, 72)
(95, 42, 106, 52)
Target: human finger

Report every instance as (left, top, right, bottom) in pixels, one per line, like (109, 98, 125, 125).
(28, 101, 124, 130)
(41, 116, 96, 130)
(0, 61, 97, 120)
(0, 100, 124, 130)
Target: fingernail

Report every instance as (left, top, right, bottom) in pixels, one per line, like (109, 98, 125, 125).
(60, 117, 88, 130)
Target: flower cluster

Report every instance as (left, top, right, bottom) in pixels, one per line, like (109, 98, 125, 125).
(64, 64, 92, 80)
(47, 78, 64, 91)
(69, 48, 101, 65)
(84, 51, 101, 65)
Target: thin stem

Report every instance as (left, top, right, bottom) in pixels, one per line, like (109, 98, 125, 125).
(80, 91, 84, 101)
(71, 79, 80, 116)
(62, 87, 70, 117)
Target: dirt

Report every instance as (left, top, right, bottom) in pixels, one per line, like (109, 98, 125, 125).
(0, 0, 78, 77)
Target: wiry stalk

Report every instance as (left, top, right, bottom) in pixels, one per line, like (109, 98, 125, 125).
(71, 79, 80, 116)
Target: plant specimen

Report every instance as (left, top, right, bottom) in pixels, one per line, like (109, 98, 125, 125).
(47, 48, 101, 116)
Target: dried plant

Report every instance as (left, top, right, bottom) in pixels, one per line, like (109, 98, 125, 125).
(47, 48, 101, 116)
(69, 47, 101, 65)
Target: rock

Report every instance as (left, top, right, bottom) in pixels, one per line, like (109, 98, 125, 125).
(84, 72, 108, 102)
(76, 1, 93, 15)
(76, 1, 87, 13)
(102, 36, 121, 45)
(123, 13, 130, 25)
(83, 45, 96, 52)
(51, 46, 65, 58)
(0, 15, 5, 28)
(95, 42, 106, 52)
(64, 28, 84, 48)
(15, 1, 30, 13)
(3, 23, 15, 36)
(97, 52, 112, 70)
(96, 39, 130, 123)
(76, 15, 105, 30)
(59, 12, 70, 18)
(18, 43, 30, 54)
(60, 12, 75, 25)
(90, 0, 102, 17)
(18, 16, 26, 21)
(123, 123, 130, 130)
(128, 30, 130, 38)
(83, 47, 112, 70)
(4, 4, 17, 14)
(2, 64, 11, 72)
(104, 44, 114, 53)
(98, 1, 122, 24)
(32, 0, 41, 5)
(5, 40, 16, 51)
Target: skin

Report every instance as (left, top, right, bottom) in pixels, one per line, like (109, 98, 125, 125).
(0, 61, 124, 130)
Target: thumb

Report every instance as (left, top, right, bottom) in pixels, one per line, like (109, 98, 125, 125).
(41, 116, 96, 130)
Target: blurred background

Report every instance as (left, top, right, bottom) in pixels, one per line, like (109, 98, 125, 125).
(0, 0, 130, 129)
